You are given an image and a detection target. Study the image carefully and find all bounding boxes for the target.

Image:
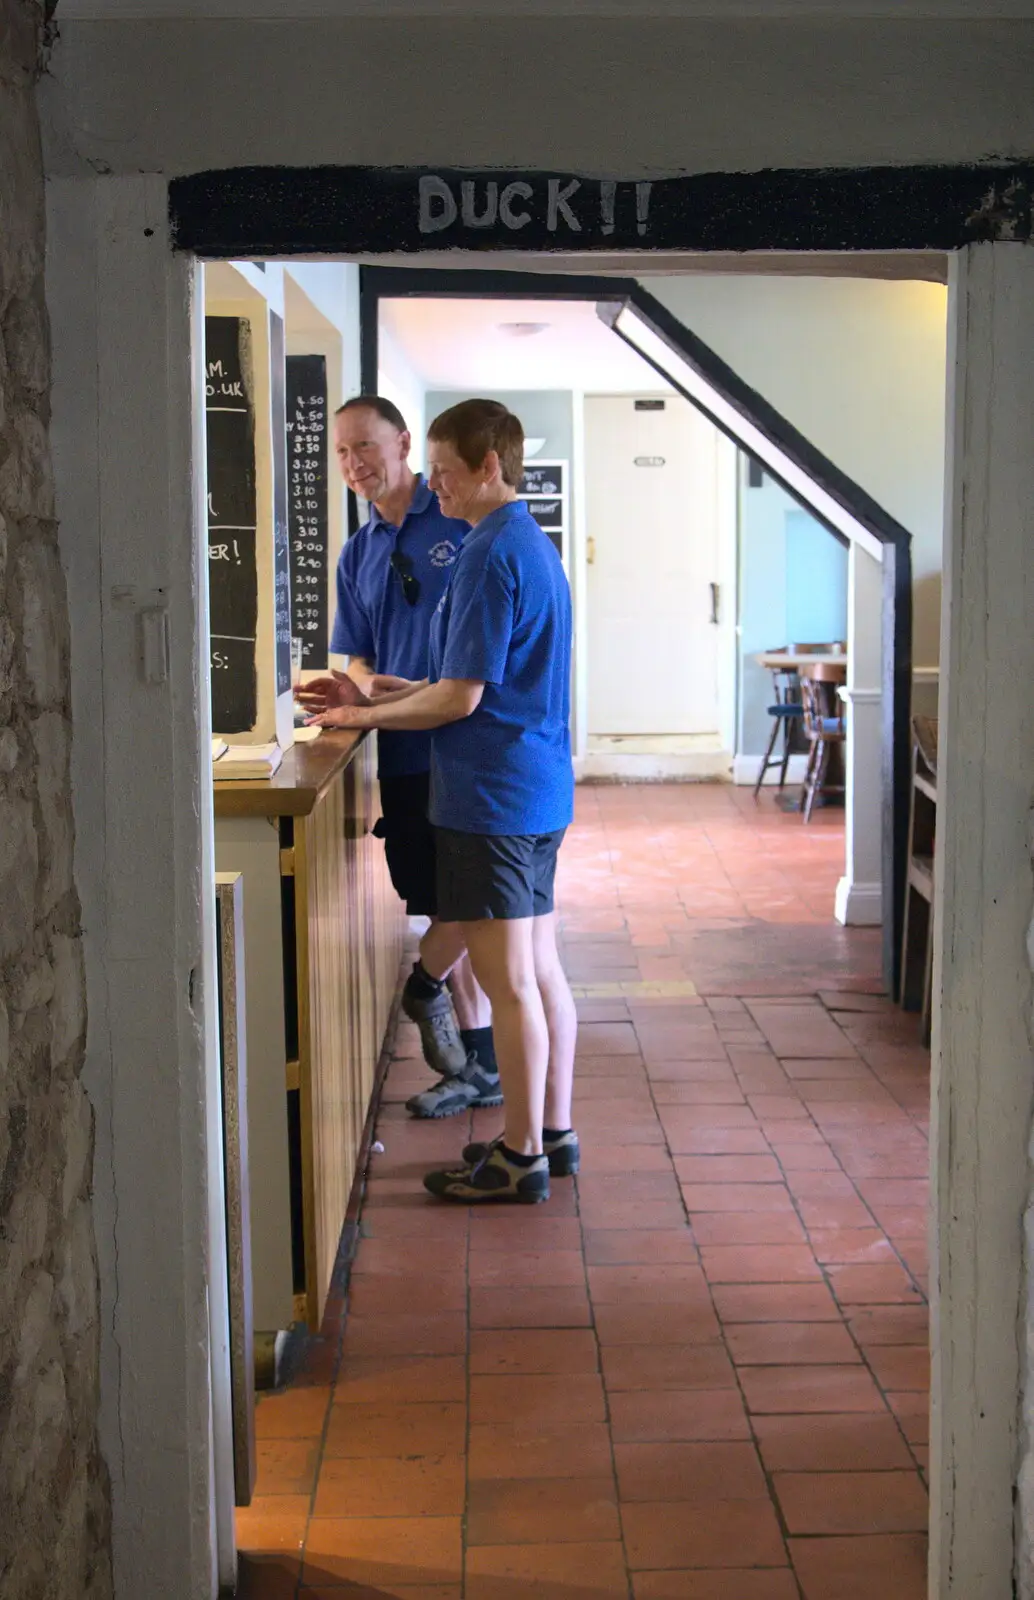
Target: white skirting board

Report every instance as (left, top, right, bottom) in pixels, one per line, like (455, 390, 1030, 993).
(731, 753, 811, 787)
(834, 878, 883, 926)
(575, 750, 733, 783)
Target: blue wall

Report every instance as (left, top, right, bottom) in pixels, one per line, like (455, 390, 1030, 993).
(738, 464, 848, 756)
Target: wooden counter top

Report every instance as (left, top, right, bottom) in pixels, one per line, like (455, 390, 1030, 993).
(213, 731, 366, 818)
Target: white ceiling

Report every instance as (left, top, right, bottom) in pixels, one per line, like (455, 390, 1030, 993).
(380, 298, 674, 395)
(54, 0, 1034, 17)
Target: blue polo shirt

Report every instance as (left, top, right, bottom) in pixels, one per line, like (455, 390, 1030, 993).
(330, 476, 468, 777)
(427, 500, 573, 836)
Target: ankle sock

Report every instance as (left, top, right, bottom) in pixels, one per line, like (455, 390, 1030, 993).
(407, 960, 445, 1000)
(543, 1127, 572, 1142)
(500, 1144, 543, 1168)
(461, 1026, 498, 1076)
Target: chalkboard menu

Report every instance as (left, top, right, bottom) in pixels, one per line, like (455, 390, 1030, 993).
(205, 315, 258, 734)
(520, 462, 565, 498)
(519, 459, 568, 565)
(285, 354, 330, 669)
(269, 312, 293, 697)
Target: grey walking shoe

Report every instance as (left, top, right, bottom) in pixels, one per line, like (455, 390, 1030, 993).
(401, 980, 468, 1076)
(423, 1143, 550, 1205)
(462, 1128, 581, 1177)
(406, 1056, 504, 1120)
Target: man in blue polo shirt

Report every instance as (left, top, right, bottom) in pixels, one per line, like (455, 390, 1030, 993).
(296, 396, 500, 1118)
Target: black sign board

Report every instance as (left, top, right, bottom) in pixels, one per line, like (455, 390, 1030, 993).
(285, 354, 330, 670)
(171, 163, 1034, 260)
(519, 463, 564, 498)
(524, 497, 563, 531)
(269, 312, 293, 697)
(205, 315, 258, 734)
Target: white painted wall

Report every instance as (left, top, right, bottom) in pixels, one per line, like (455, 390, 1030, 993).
(41, 19, 1034, 175)
(378, 317, 428, 471)
(647, 275, 948, 668)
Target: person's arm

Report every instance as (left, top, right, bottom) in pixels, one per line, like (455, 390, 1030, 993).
(344, 657, 413, 698)
(306, 677, 483, 732)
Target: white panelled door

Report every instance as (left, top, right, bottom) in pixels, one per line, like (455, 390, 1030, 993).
(585, 394, 722, 736)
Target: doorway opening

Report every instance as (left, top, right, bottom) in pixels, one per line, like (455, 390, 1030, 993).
(190, 250, 943, 1597)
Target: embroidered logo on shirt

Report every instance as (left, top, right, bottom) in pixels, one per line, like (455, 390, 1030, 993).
(428, 540, 459, 568)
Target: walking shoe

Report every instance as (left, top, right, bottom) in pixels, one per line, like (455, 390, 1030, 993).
(461, 1128, 580, 1177)
(401, 981, 468, 1076)
(406, 1056, 504, 1120)
(423, 1144, 550, 1205)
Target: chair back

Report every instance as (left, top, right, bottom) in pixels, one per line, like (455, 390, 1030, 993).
(764, 646, 802, 709)
(800, 669, 845, 738)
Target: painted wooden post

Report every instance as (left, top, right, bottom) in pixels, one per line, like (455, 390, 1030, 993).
(835, 540, 883, 926)
(931, 243, 1034, 1599)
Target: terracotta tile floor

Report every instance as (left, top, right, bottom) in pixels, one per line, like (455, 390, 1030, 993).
(237, 785, 930, 1600)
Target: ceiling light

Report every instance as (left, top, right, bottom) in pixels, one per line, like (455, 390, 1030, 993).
(524, 438, 546, 458)
(498, 321, 550, 338)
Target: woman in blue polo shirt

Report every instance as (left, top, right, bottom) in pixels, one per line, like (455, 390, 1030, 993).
(307, 399, 578, 1204)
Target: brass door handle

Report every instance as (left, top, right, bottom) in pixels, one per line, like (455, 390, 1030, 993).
(587, 536, 596, 566)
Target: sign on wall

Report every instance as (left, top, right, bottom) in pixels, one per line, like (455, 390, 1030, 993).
(285, 354, 330, 670)
(519, 460, 567, 563)
(205, 315, 259, 734)
(172, 163, 1034, 259)
(268, 311, 293, 698)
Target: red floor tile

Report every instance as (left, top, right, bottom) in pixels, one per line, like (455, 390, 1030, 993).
(789, 1532, 928, 1599)
(238, 786, 931, 1600)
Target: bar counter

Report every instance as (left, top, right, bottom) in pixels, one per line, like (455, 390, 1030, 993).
(215, 731, 403, 1334)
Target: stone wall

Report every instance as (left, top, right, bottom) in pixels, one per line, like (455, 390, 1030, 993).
(0, 3, 112, 1596)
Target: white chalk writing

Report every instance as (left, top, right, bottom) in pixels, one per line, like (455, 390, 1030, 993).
(418, 176, 652, 237)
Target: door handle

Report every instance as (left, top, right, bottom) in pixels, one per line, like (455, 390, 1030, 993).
(709, 583, 720, 625)
(587, 536, 596, 566)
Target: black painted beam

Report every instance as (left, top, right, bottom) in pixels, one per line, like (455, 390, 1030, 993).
(171, 163, 1034, 258)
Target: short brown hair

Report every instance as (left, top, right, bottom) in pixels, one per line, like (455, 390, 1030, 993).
(336, 394, 408, 432)
(427, 399, 524, 487)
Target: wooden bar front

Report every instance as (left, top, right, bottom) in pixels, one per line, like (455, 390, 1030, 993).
(215, 732, 403, 1330)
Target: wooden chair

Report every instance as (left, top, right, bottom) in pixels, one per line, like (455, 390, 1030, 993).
(798, 663, 846, 823)
(899, 715, 938, 1044)
(753, 650, 804, 800)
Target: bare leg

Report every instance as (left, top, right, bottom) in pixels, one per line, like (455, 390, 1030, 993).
(418, 918, 468, 982)
(463, 918, 548, 1155)
(533, 913, 577, 1131)
(446, 953, 493, 1031)
(419, 922, 493, 1032)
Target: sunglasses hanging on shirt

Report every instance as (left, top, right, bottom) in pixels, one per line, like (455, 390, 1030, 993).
(389, 549, 421, 607)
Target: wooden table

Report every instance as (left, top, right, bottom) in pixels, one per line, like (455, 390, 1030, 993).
(215, 732, 403, 1333)
(756, 651, 848, 674)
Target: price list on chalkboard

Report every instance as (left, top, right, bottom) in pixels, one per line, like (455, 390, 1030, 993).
(285, 354, 330, 669)
(269, 312, 293, 697)
(205, 315, 258, 734)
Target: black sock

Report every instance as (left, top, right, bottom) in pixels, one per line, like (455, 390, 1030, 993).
(501, 1143, 542, 1168)
(406, 960, 444, 999)
(543, 1126, 572, 1142)
(461, 1027, 498, 1076)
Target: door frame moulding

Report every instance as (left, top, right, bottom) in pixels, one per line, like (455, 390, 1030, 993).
(41, 161, 1034, 1600)
(358, 264, 911, 992)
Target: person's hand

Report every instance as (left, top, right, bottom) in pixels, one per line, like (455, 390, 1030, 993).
(368, 673, 414, 697)
(295, 672, 369, 713)
(304, 703, 370, 729)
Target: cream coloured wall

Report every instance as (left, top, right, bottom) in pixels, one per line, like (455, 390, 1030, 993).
(648, 276, 948, 667)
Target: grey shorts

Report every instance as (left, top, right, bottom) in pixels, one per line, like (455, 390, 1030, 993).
(434, 827, 566, 923)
